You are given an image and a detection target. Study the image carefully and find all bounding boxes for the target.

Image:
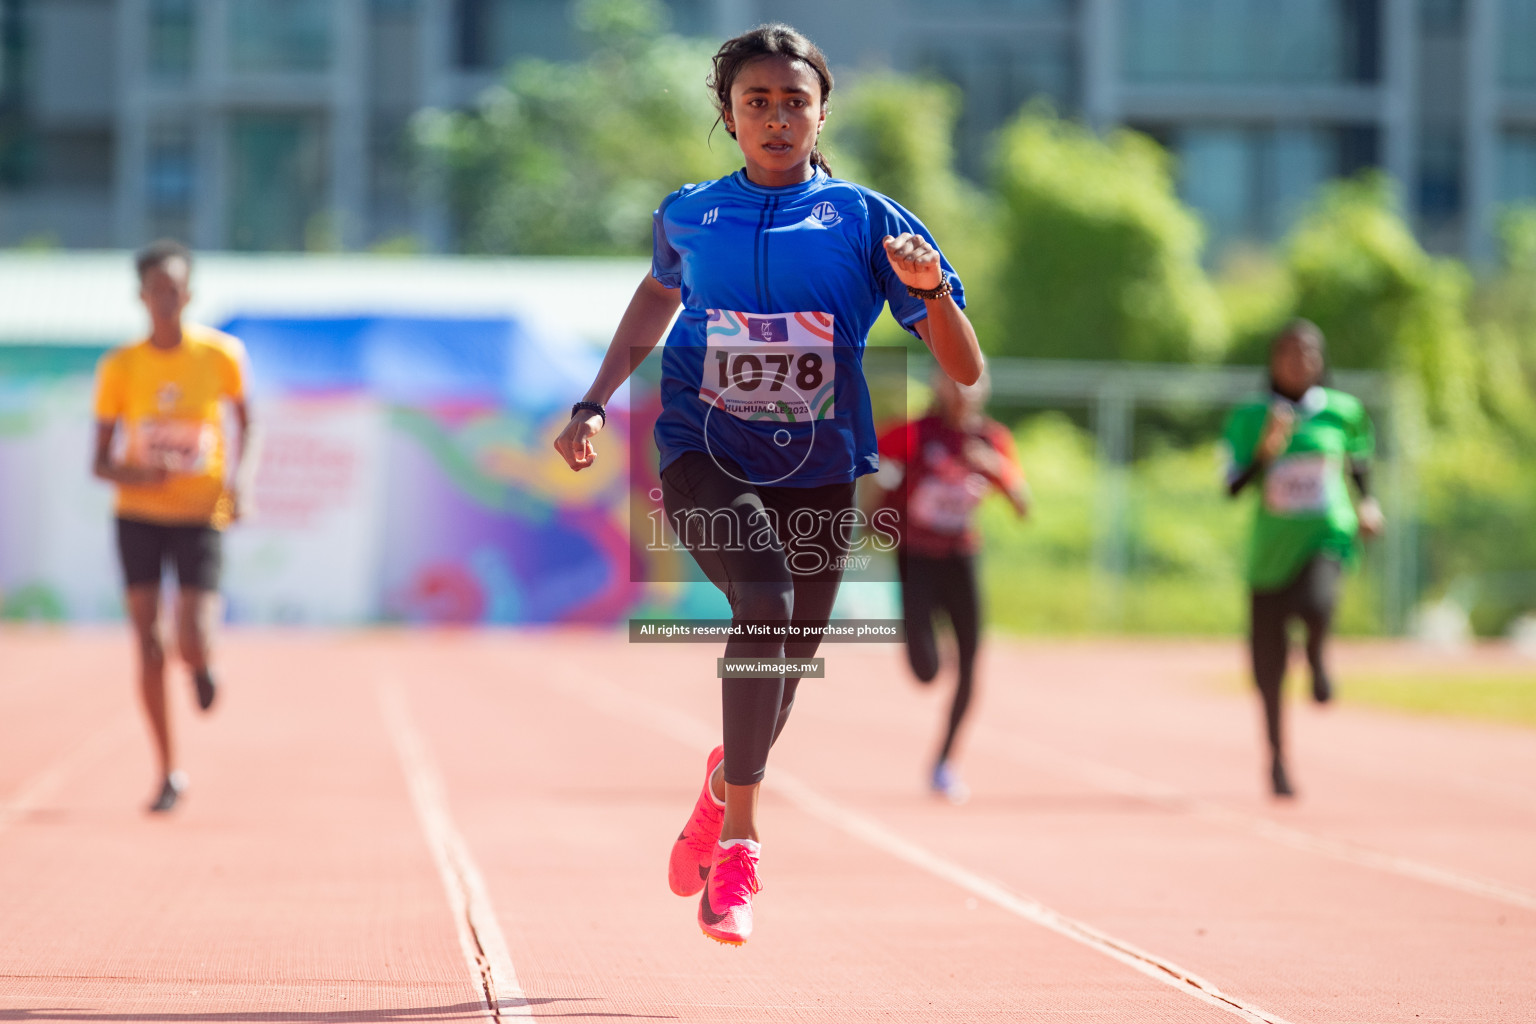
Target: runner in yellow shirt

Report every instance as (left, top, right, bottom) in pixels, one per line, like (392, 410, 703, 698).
(92, 240, 254, 812)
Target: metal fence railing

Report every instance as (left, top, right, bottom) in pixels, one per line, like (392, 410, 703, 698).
(985, 359, 1414, 634)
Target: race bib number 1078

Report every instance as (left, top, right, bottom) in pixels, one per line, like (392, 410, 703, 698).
(700, 309, 835, 424)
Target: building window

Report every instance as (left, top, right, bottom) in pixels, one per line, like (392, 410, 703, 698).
(148, 0, 194, 82)
(663, 0, 714, 38)
(229, 0, 333, 74)
(1501, 0, 1536, 88)
(914, 35, 1074, 178)
(454, 0, 493, 69)
(0, 0, 25, 101)
(914, 0, 1068, 11)
(455, 0, 576, 71)
(1170, 124, 1375, 253)
(1420, 0, 1463, 32)
(1123, 0, 1380, 85)
(38, 128, 113, 189)
(0, 0, 32, 188)
(148, 123, 193, 211)
(227, 113, 329, 250)
(1417, 128, 1462, 222)
(369, 113, 415, 243)
(148, 122, 193, 239)
(1500, 131, 1536, 203)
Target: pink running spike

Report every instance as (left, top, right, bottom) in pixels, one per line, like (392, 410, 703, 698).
(667, 745, 725, 897)
(698, 841, 762, 945)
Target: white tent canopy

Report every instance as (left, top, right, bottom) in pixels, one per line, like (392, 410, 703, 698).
(0, 252, 651, 348)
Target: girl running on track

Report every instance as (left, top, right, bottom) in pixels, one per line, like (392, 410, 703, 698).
(1222, 319, 1382, 798)
(872, 367, 1027, 804)
(553, 24, 984, 945)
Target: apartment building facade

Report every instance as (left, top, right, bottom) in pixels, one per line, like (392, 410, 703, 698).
(0, 0, 1532, 260)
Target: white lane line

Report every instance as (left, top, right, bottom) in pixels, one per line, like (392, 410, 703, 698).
(378, 679, 531, 1021)
(549, 675, 1294, 1024)
(0, 720, 128, 835)
(989, 731, 1536, 914)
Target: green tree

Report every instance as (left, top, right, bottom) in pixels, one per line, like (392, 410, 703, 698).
(414, 0, 736, 255)
(1280, 173, 1479, 426)
(1212, 246, 1296, 366)
(1469, 205, 1536, 438)
(822, 72, 976, 240)
(822, 71, 993, 351)
(985, 107, 1227, 362)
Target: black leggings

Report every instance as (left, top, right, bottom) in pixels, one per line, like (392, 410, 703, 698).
(660, 451, 854, 786)
(1250, 555, 1341, 763)
(899, 551, 980, 765)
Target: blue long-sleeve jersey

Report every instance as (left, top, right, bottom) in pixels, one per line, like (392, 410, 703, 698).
(650, 168, 965, 487)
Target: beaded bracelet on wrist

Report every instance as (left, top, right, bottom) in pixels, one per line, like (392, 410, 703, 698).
(570, 400, 606, 424)
(906, 276, 953, 301)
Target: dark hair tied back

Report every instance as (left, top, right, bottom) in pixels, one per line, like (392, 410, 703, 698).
(708, 24, 834, 176)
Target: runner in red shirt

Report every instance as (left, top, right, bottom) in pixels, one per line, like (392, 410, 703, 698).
(873, 367, 1028, 803)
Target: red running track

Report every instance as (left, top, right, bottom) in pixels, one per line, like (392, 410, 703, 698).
(1, 628, 1533, 1022)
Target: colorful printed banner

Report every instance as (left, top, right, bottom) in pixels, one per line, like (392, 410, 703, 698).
(0, 315, 731, 624)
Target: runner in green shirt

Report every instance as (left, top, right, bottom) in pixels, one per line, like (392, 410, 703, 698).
(1222, 320, 1383, 797)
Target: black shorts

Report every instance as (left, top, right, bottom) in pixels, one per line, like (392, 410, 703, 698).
(115, 517, 223, 591)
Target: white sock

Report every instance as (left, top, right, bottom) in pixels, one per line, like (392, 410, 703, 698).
(708, 765, 725, 808)
(718, 837, 760, 854)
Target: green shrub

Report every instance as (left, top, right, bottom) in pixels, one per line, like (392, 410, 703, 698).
(415, 0, 735, 255)
(985, 107, 1227, 363)
(977, 413, 1386, 635)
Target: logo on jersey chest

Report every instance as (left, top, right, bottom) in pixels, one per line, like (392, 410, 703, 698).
(701, 207, 719, 226)
(156, 382, 182, 412)
(747, 317, 790, 342)
(810, 201, 841, 227)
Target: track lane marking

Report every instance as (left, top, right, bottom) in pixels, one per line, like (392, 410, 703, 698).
(0, 720, 129, 836)
(549, 674, 1295, 1024)
(379, 679, 531, 1021)
(985, 730, 1536, 914)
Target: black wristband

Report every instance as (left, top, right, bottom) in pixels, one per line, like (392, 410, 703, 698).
(1349, 457, 1371, 498)
(571, 400, 606, 424)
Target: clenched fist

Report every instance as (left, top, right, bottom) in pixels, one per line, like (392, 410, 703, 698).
(882, 233, 944, 292)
